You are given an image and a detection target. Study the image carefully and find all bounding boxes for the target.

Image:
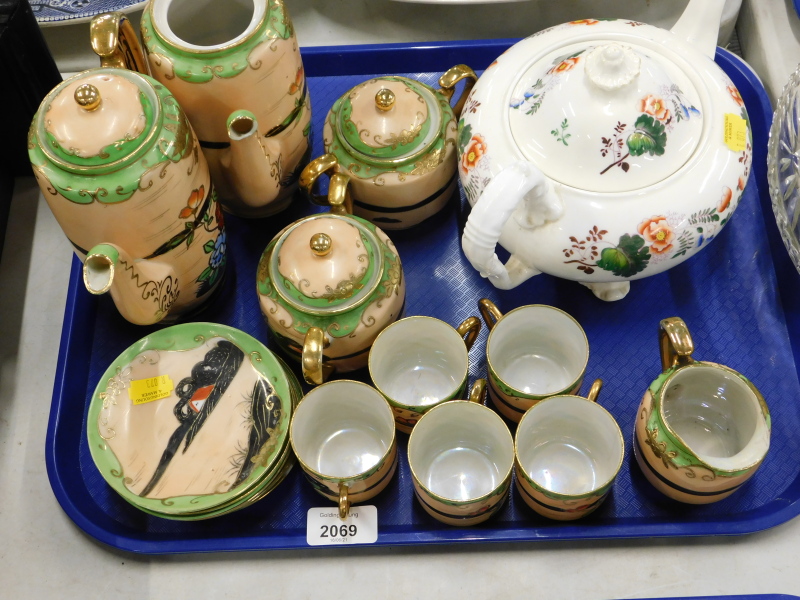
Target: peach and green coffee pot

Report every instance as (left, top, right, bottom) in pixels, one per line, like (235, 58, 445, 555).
(256, 208, 405, 385)
(28, 66, 225, 325)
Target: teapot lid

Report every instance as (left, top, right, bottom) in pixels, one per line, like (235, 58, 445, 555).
(508, 41, 704, 193)
(37, 68, 160, 174)
(268, 214, 384, 315)
(333, 76, 442, 165)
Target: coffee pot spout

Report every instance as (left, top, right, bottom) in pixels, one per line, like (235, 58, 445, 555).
(83, 243, 180, 326)
(223, 110, 282, 212)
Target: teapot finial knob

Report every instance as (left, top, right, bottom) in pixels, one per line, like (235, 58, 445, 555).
(310, 233, 333, 256)
(375, 88, 395, 111)
(584, 43, 641, 92)
(74, 84, 102, 111)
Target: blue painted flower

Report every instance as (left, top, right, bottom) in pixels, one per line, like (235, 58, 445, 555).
(210, 230, 226, 269)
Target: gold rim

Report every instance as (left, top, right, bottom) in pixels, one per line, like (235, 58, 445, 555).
(289, 379, 397, 481)
(485, 303, 589, 399)
(148, 0, 269, 55)
(655, 361, 770, 475)
(368, 316, 470, 411)
(407, 400, 514, 505)
(514, 394, 624, 499)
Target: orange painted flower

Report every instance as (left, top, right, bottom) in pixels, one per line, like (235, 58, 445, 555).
(289, 66, 304, 95)
(179, 185, 205, 219)
(461, 135, 487, 173)
(718, 186, 733, 212)
(570, 19, 598, 25)
(640, 95, 670, 122)
(549, 57, 580, 74)
(728, 85, 744, 107)
(738, 176, 746, 191)
(638, 215, 675, 254)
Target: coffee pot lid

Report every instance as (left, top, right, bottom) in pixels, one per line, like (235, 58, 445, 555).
(508, 41, 704, 193)
(333, 76, 443, 166)
(36, 68, 160, 174)
(268, 214, 384, 315)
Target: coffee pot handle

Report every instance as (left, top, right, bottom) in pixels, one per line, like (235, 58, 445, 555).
(90, 12, 149, 75)
(659, 317, 696, 371)
(438, 65, 478, 117)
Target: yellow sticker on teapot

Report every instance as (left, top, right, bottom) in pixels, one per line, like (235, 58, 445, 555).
(129, 375, 174, 405)
(724, 113, 747, 152)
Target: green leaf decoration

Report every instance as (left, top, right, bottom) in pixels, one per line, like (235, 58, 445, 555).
(627, 115, 667, 157)
(596, 234, 650, 277)
(203, 240, 216, 253)
(197, 267, 212, 283)
(458, 121, 472, 153)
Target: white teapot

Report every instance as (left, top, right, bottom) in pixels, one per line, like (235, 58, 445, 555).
(459, 0, 751, 301)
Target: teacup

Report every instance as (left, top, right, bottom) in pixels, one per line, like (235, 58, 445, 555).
(290, 380, 397, 518)
(479, 298, 589, 423)
(514, 380, 624, 521)
(369, 315, 481, 432)
(634, 317, 771, 504)
(407, 385, 514, 526)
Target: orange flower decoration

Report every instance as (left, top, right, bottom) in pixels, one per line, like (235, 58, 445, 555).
(738, 176, 746, 191)
(569, 19, 598, 25)
(638, 216, 675, 254)
(549, 57, 580, 74)
(718, 187, 733, 213)
(727, 85, 744, 107)
(640, 95, 670, 122)
(179, 185, 205, 219)
(289, 66, 304, 95)
(461, 135, 487, 173)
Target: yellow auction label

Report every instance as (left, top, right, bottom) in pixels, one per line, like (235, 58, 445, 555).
(129, 375, 174, 405)
(724, 113, 747, 152)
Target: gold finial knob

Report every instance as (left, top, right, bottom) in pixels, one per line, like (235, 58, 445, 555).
(74, 84, 102, 111)
(375, 88, 395, 112)
(310, 233, 332, 256)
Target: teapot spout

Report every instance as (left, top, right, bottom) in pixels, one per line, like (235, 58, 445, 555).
(223, 110, 282, 215)
(83, 243, 180, 326)
(670, 0, 725, 60)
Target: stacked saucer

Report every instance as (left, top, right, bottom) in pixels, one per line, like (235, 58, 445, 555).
(86, 323, 300, 520)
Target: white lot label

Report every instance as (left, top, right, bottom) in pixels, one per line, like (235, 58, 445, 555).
(306, 506, 378, 546)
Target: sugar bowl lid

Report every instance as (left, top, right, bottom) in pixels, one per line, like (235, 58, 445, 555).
(36, 68, 160, 174)
(86, 323, 294, 517)
(334, 76, 443, 165)
(508, 41, 704, 193)
(266, 213, 385, 315)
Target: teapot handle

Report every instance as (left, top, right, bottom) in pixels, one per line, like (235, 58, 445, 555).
(462, 161, 562, 290)
(299, 154, 354, 216)
(438, 65, 478, 117)
(302, 326, 336, 386)
(90, 12, 149, 75)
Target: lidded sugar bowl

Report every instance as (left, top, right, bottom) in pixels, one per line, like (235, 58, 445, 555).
(256, 211, 405, 384)
(459, 0, 751, 301)
(28, 68, 224, 326)
(300, 66, 476, 229)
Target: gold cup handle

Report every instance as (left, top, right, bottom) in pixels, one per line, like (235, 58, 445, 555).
(478, 298, 503, 332)
(302, 326, 335, 386)
(90, 12, 149, 75)
(585, 379, 603, 403)
(659, 317, 695, 372)
(438, 64, 478, 118)
(299, 154, 353, 216)
(456, 316, 481, 351)
(467, 378, 487, 404)
(338, 482, 350, 520)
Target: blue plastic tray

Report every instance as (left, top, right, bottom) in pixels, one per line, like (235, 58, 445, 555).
(45, 40, 800, 554)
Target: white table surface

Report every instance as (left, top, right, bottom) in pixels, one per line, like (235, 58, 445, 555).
(3, 0, 800, 597)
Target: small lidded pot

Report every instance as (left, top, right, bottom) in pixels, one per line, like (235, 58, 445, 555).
(300, 66, 476, 229)
(256, 212, 405, 384)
